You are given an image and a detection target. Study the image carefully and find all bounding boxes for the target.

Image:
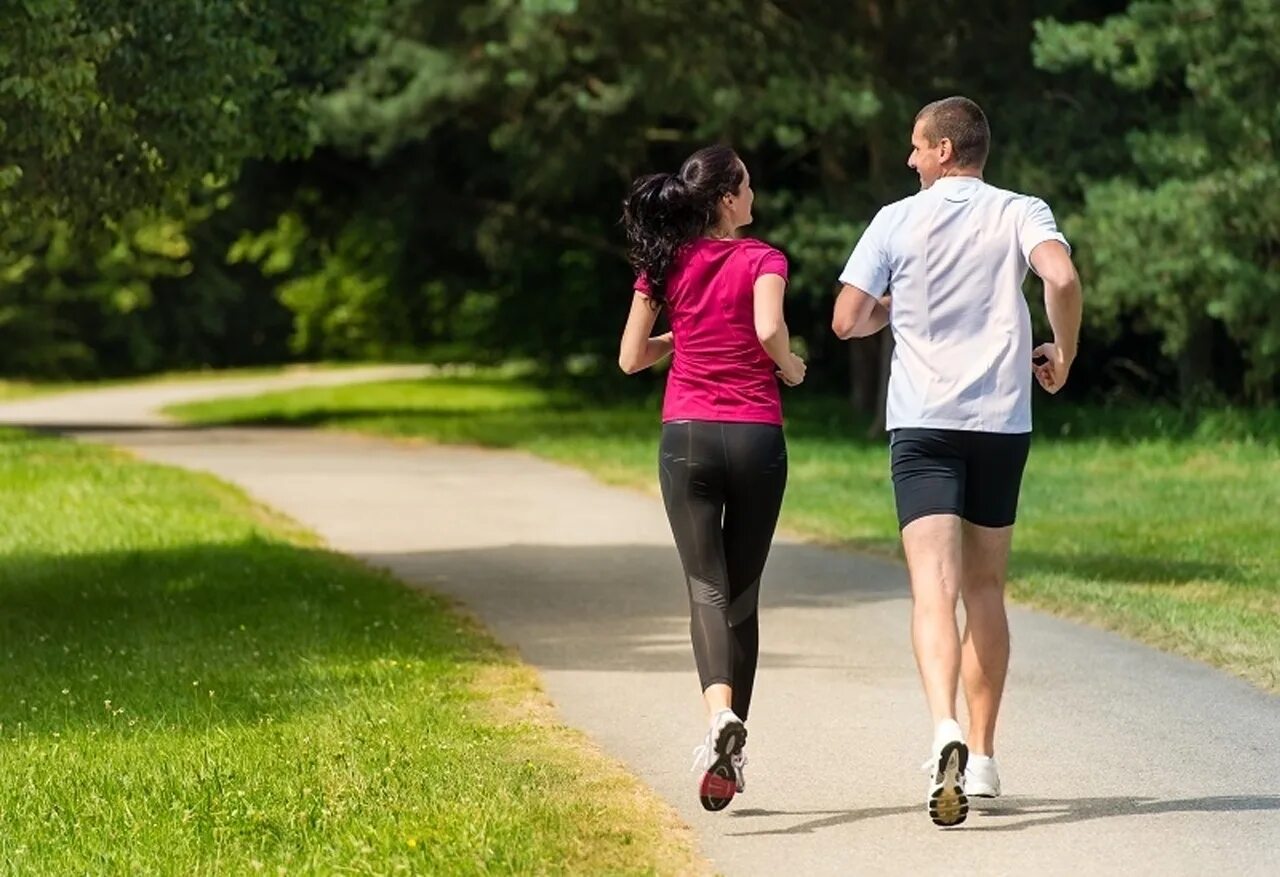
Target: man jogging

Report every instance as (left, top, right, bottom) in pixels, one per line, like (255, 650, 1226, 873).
(831, 96, 1083, 827)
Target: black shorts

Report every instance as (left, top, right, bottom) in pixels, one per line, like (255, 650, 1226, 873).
(890, 428, 1031, 530)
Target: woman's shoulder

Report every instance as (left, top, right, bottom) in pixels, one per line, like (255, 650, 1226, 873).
(730, 236, 788, 265)
(733, 236, 783, 253)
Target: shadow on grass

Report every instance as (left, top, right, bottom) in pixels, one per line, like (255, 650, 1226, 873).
(171, 406, 661, 448)
(0, 536, 909, 737)
(168, 378, 1280, 449)
(1011, 551, 1240, 586)
(0, 541, 495, 736)
(813, 540, 1243, 588)
(5, 422, 208, 434)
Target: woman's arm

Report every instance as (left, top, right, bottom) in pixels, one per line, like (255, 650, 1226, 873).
(754, 273, 806, 385)
(618, 292, 673, 374)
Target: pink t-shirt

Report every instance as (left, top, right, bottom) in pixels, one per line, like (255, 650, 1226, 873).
(636, 237, 788, 425)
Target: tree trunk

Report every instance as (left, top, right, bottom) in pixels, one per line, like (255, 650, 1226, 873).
(847, 337, 881, 416)
(1177, 315, 1215, 405)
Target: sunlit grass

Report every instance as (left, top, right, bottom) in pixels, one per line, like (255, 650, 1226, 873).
(0, 428, 705, 875)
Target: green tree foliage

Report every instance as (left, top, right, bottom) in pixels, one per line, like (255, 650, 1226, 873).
(0, 1, 367, 375)
(4, 0, 1276, 404)
(0, 0, 359, 227)
(0, 210, 198, 375)
(1035, 0, 1280, 400)
(249, 0, 1116, 395)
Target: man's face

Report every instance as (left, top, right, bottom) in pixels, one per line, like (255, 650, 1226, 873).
(907, 118, 948, 189)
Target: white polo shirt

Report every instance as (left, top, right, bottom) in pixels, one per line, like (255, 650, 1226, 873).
(839, 176, 1069, 434)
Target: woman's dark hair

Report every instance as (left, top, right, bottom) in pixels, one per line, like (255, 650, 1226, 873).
(622, 145, 744, 302)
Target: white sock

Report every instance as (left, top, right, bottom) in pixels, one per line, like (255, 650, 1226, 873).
(933, 718, 964, 751)
(710, 708, 739, 729)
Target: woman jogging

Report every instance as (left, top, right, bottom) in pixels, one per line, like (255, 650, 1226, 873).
(618, 144, 805, 811)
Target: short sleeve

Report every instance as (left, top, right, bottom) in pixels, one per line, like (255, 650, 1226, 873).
(756, 248, 788, 283)
(1019, 197, 1071, 263)
(838, 208, 892, 299)
(633, 271, 651, 297)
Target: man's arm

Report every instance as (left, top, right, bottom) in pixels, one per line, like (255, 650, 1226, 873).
(1029, 240, 1082, 393)
(833, 208, 892, 340)
(832, 284, 890, 339)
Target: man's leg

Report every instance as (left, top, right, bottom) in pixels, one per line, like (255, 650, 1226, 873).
(892, 430, 972, 826)
(901, 513, 965, 726)
(956, 430, 1029, 803)
(903, 512, 973, 826)
(959, 522, 1014, 756)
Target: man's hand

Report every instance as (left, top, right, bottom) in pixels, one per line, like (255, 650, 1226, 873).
(1032, 342, 1072, 394)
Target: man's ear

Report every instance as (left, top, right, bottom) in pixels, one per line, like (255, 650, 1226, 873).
(938, 137, 954, 164)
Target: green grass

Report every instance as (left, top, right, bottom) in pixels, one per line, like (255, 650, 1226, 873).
(0, 380, 67, 400)
(170, 375, 1280, 694)
(0, 363, 402, 403)
(0, 428, 705, 875)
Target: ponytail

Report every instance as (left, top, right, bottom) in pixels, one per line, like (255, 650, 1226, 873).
(622, 173, 701, 302)
(622, 145, 743, 302)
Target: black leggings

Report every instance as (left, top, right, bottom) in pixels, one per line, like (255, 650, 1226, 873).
(658, 420, 787, 720)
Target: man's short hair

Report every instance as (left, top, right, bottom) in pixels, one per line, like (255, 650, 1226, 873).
(916, 97, 990, 169)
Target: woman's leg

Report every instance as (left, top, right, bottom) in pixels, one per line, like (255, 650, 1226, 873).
(660, 422, 751, 810)
(659, 422, 735, 710)
(721, 424, 787, 720)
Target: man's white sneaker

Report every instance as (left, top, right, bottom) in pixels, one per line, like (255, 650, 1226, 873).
(689, 709, 746, 811)
(965, 754, 1001, 798)
(925, 720, 969, 827)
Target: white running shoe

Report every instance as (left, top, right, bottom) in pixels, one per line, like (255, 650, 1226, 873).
(689, 709, 747, 812)
(965, 754, 1001, 798)
(732, 749, 748, 794)
(925, 719, 969, 827)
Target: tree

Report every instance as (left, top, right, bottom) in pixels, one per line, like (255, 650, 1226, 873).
(257, 0, 1119, 398)
(0, 0, 369, 375)
(0, 0, 362, 228)
(1035, 0, 1280, 401)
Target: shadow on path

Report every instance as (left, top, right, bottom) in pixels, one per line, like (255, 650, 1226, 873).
(727, 795, 1280, 836)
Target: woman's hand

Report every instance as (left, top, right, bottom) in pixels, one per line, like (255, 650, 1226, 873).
(777, 352, 806, 387)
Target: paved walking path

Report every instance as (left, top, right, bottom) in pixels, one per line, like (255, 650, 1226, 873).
(3, 371, 1277, 876)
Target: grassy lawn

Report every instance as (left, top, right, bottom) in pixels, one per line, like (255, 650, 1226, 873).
(0, 428, 705, 875)
(0, 380, 69, 401)
(170, 375, 1280, 695)
(0, 363, 401, 403)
